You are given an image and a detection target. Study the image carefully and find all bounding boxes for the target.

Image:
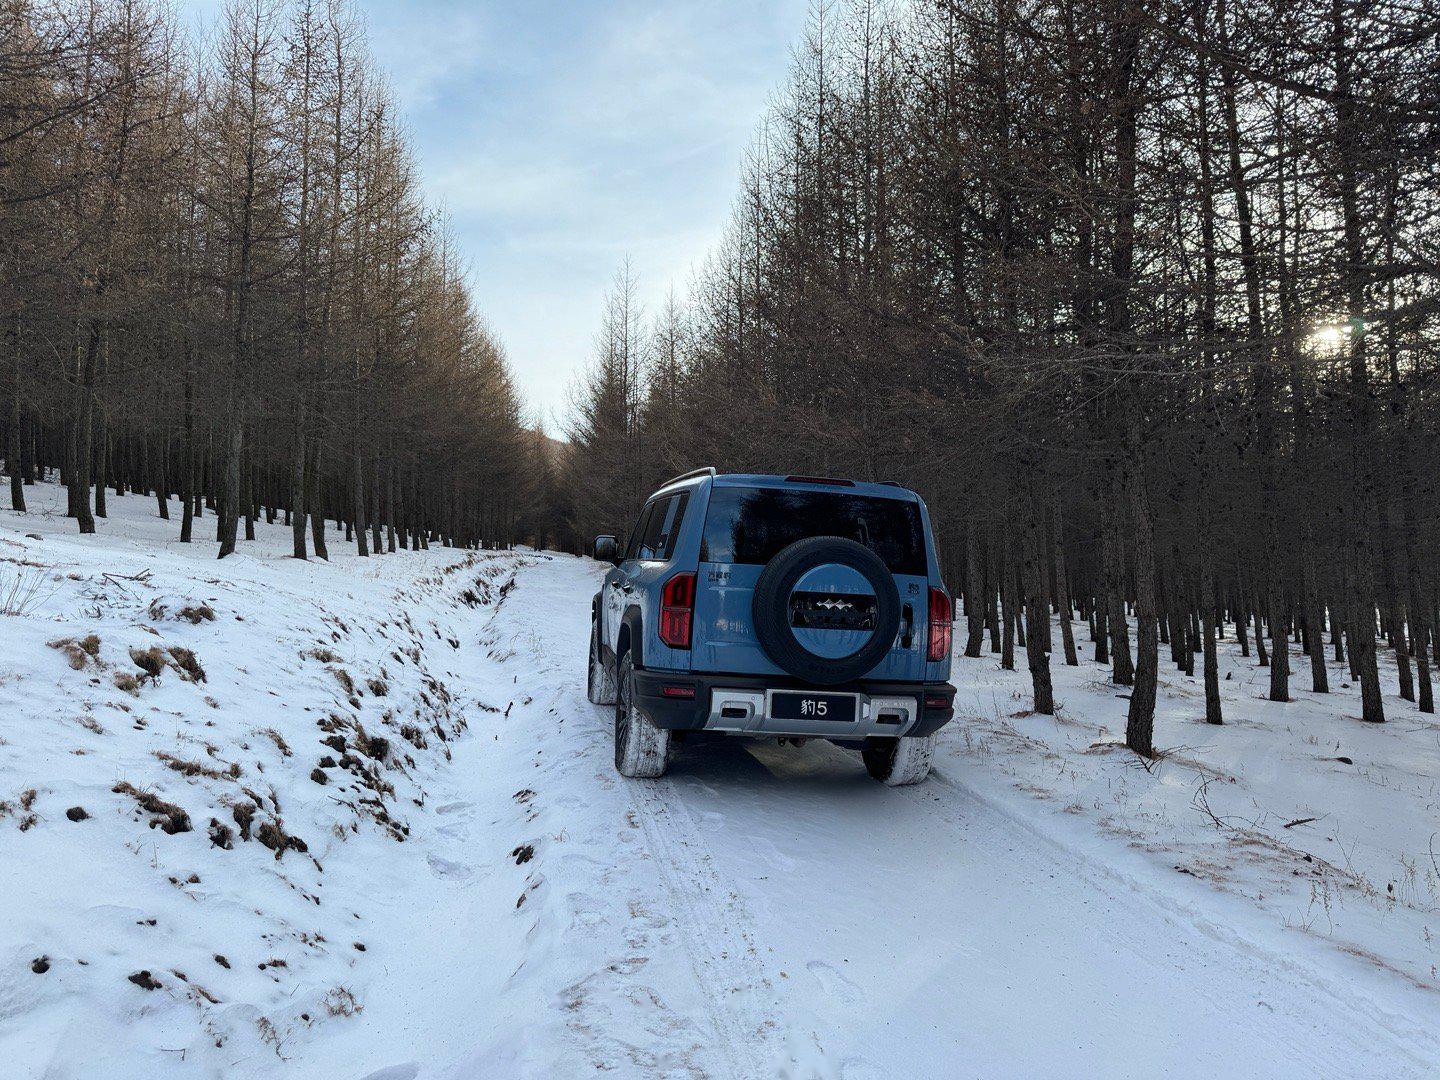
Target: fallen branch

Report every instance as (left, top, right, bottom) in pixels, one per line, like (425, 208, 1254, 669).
(102, 569, 152, 584)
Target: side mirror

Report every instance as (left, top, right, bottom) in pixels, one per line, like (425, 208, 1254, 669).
(593, 535, 618, 564)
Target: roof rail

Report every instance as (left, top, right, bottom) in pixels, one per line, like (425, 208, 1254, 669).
(659, 466, 717, 488)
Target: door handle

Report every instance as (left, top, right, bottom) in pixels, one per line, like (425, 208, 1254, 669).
(619, 581, 634, 593)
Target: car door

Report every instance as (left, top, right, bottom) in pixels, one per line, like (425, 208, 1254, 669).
(605, 500, 655, 656)
(626, 492, 692, 662)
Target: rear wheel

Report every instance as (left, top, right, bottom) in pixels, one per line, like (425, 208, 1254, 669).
(614, 653, 669, 778)
(587, 622, 615, 705)
(863, 734, 935, 786)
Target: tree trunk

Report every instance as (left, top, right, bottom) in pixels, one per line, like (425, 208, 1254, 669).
(1125, 445, 1160, 758)
(290, 398, 308, 559)
(1023, 485, 1054, 713)
(69, 323, 101, 533)
(180, 361, 195, 543)
(1331, 0, 1384, 723)
(1200, 559, 1222, 724)
(1377, 502, 1414, 702)
(217, 419, 242, 559)
(94, 403, 109, 519)
(242, 447, 256, 542)
(154, 435, 169, 520)
(1052, 504, 1078, 666)
(307, 436, 328, 560)
(369, 458, 382, 555)
(1094, 602, 1109, 665)
(6, 315, 24, 513)
(1302, 554, 1329, 693)
(964, 523, 985, 657)
(1000, 548, 1016, 672)
(1102, 490, 1134, 685)
(20, 408, 34, 486)
(385, 456, 397, 552)
(352, 435, 368, 557)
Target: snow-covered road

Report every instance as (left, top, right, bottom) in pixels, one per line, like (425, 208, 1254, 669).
(300, 555, 1438, 1080)
(3, 489, 1434, 1079)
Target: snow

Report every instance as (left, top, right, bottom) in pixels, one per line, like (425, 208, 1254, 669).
(2, 481, 1437, 1079)
(0, 483, 513, 1076)
(949, 628, 1440, 1001)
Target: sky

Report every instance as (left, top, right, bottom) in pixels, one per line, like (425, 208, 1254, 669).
(184, 0, 812, 429)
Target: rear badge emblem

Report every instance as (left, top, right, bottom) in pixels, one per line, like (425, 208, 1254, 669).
(789, 592, 878, 631)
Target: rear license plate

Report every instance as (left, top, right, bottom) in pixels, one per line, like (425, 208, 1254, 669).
(769, 691, 857, 723)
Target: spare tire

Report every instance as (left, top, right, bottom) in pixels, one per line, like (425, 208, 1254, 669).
(751, 536, 901, 686)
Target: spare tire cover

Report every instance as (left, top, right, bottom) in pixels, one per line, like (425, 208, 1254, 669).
(751, 536, 901, 686)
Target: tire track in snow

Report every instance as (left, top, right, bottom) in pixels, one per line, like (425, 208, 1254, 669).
(486, 556, 785, 1078)
(626, 778, 784, 1079)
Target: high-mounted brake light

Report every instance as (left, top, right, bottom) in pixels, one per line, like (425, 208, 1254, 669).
(659, 572, 696, 649)
(927, 587, 953, 662)
(784, 475, 856, 487)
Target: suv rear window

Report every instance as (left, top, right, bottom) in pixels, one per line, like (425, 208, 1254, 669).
(700, 487, 927, 575)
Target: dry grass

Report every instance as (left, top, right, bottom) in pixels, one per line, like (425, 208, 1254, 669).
(177, 603, 216, 624)
(355, 728, 390, 761)
(149, 599, 217, 624)
(207, 817, 234, 848)
(154, 750, 240, 781)
(255, 816, 309, 859)
(328, 667, 356, 696)
(129, 646, 166, 677)
(50, 634, 101, 670)
(258, 728, 292, 758)
(167, 646, 206, 682)
(1, 564, 59, 617)
(112, 781, 191, 834)
(231, 800, 256, 840)
(321, 986, 361, 1018)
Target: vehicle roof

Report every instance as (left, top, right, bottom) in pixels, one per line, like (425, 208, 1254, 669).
(656, 470, 919, 501)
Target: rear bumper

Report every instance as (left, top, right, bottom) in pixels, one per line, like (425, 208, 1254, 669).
(631, 669, 956, 738)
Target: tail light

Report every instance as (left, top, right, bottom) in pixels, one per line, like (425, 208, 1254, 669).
(659, 572, 696, 649)
(927, 587, 952, 662)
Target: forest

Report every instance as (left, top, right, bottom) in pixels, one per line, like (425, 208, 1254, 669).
(566, 0, 1440, 751)
(1, 0, 535, 559)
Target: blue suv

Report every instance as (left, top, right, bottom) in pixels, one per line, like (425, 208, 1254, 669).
(587, 470, 956, 784)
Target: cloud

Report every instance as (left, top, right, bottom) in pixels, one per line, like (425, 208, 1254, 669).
(429, 157, 596, 220)
(360, 5, 490, 107)
(177, 0, 811, 417)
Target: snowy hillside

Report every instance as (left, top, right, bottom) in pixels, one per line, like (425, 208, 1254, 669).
(2, 481, 1438, 1079)
(0, 484, 529, 1077)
